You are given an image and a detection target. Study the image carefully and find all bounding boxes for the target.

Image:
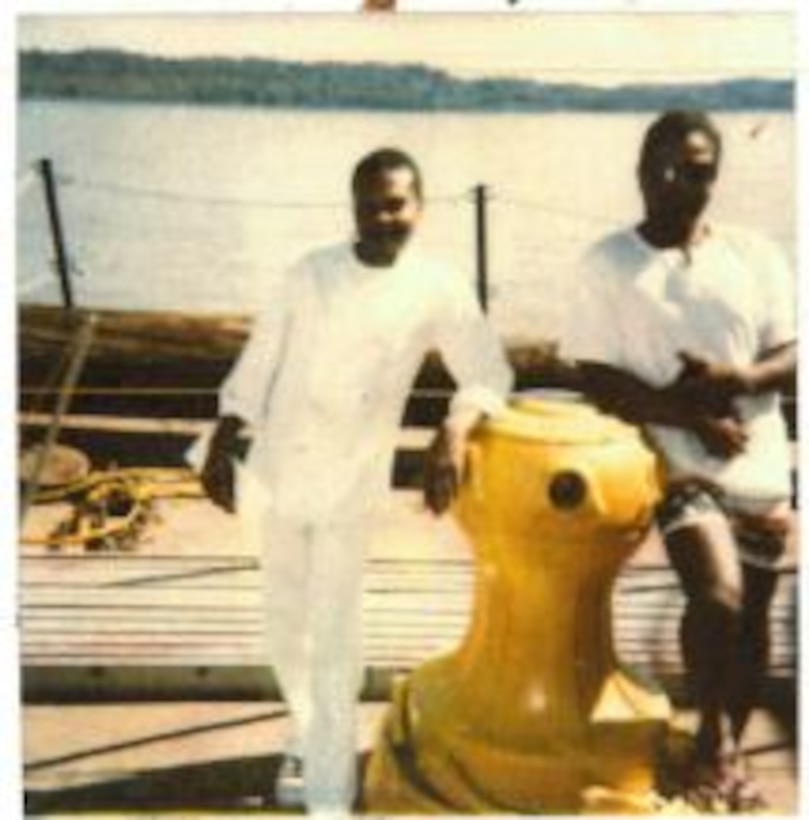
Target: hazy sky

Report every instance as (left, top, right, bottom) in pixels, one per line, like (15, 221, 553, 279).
(16, 8, 797, 86)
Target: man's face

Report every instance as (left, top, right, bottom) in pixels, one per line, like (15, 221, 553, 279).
(640, 128, 719, 226)
(353, 166, 423, 265)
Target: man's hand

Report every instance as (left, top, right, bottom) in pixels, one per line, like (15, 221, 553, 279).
(423, 424, 469, 515)
(691, 414, 749, 459)
(200, 416, 244, 513)
(201, 445, 237, 513)
(667, 351, 753, 459)
(673, 350, 749, 416)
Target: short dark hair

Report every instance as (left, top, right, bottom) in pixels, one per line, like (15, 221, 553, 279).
(639, 109, 722, 175)
(352, 147, 423, 200)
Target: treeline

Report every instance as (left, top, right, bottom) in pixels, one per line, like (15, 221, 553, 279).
(19, 49, 794, 112)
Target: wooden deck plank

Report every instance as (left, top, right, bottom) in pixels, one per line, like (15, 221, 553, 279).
(19, 492, 798, 701)
(20, 411, 436, 450)
(22, 700, 797, 814)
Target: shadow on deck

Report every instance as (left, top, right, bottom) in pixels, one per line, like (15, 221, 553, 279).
(23, 701, 798, 815)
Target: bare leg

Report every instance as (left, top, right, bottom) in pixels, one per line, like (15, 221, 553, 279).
(728, 561, 779, 745)
(663, 516, 743, 769)
(663, 514, 784, 811)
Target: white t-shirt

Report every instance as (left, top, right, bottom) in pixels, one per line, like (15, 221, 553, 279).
(563, 224, 795, 504)
(217, 241, 512, 521)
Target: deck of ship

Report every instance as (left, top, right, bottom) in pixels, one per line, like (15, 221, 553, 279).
(20, 489, 799, 815)
(20, 699, 800, 815)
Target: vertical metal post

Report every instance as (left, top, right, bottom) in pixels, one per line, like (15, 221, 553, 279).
(19, 314, 96, 523)
(474, 184, 489, 312)
(38, 157, 75, 309)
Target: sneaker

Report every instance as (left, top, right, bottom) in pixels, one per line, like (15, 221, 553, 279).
(275, 754, 305, 808)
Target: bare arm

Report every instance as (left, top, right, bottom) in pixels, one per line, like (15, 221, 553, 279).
(675, 342, 796, 414)
(552, 356, 749, 459)
(747, 342, 798, 394)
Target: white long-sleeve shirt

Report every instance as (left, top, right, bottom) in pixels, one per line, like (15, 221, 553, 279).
(218, 241, 512, 521)
(564, 224, 795, 504)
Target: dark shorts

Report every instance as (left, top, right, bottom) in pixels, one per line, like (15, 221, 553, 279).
(655, 481, 788, 569)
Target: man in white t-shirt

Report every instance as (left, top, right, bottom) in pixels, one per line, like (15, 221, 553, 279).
(562, 110, 796, 811)
(194, 148, 512, 818)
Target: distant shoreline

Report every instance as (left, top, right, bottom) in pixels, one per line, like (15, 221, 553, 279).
(19, 49, 794, 113)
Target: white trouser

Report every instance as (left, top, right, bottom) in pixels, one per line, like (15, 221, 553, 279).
(260, 511, 369, 813)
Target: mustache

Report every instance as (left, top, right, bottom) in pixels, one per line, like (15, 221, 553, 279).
(363, 227, 410, 242)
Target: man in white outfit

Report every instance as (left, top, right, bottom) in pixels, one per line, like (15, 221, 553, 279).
(560, 110, 796, 811)
(196, 147, 512, 817)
